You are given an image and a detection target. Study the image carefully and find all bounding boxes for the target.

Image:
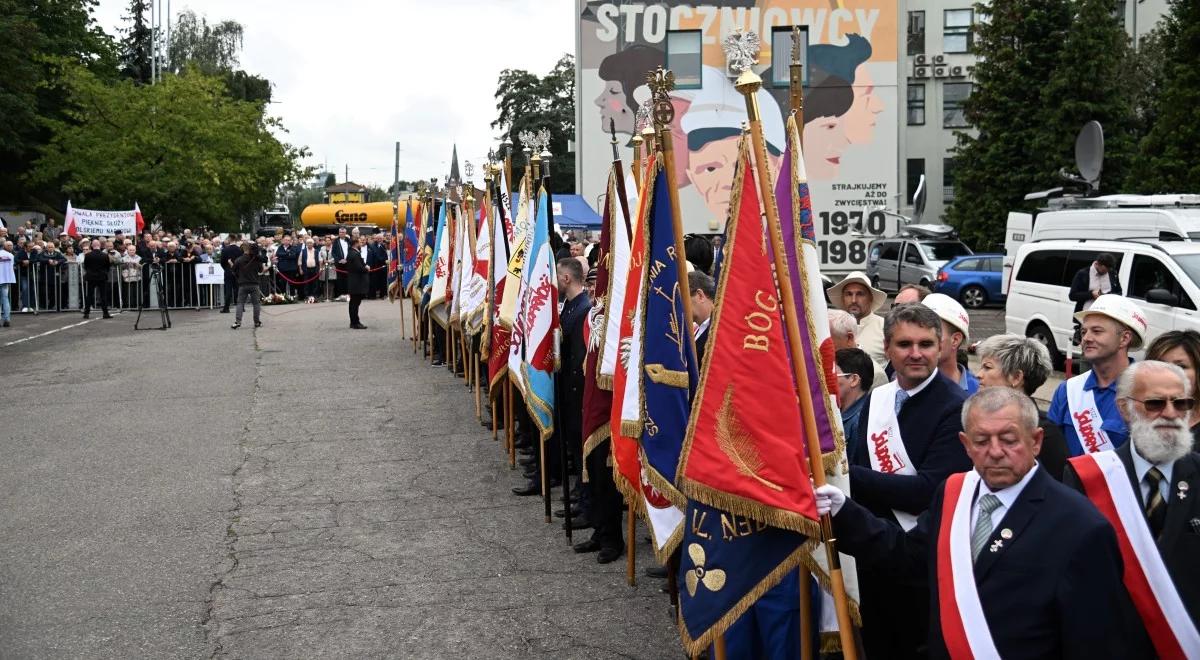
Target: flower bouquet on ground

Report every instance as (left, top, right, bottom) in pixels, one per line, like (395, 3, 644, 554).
(261, 292, 296, 305)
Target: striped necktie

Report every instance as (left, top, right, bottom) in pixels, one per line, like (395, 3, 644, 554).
(971, 494, 1002, 560)
(1145, 467, 1166, 537)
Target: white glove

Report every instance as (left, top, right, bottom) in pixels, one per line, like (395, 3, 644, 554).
(814, 484, 846, 517)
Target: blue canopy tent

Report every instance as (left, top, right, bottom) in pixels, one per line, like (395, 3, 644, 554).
(510, 192, 602, 230)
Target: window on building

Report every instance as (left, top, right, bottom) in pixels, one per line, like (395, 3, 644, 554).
(666, 31, 702, 89)
(943, 82, 972, 128)
(770, 26, 807, 87)
(943, 157, 956, 202)
(906, 159, 925, 203)
(908, 11, 926, 55)
(944, 9, 974, 53)
(907, 84, 926, 125)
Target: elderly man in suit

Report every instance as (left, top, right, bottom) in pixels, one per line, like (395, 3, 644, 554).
(1065, 360, 1200, 656)
(345, 235, 369, 329)
(846, 302, 971, 659)
(817, 387, 1145, 659)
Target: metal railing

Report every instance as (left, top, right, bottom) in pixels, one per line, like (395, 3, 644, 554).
(6, 261, 357, 313)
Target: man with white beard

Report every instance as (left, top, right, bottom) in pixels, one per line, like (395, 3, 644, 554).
(1065, 360, 1200, 656)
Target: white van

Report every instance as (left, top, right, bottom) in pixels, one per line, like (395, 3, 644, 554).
(1001, 194, 1200, 295)
(1005, 238, 1200, 366)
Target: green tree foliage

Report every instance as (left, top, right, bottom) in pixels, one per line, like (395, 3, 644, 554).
(947, 0, 1072, 249)
(119, 0, 151, 83)
(1037, 0, 1136, 194)
(30, 67, 307, 232)
(492, 54, 576, 193)
(167, 10, 271, 104)
(0, 0, 117, 209)
(1129, 0, 1200, 192)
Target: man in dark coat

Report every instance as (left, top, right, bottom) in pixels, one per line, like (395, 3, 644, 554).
(81, 239, 113, 319)
(816, 387, 1146, 660)
(345, 235, 369, 329)
(1064, 360, 1200, 649)
(330, 227, 351, 298)
(219, 235, 242, 313)
(367, 234, 389, 299)
(274, 234, 301, 297)
(848, 302, 971, 659)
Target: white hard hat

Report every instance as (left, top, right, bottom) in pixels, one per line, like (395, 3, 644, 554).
(1074, 294, 1149, 349)
(923, 293, 970, 339)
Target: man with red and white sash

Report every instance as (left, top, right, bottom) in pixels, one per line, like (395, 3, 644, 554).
(818, 387, 1141, 659)
(1065, 360, 1200, 658)
(847, 303, 971, 659)
(1048, 295, 1148, 457)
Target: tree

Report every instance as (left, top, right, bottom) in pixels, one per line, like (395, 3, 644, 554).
(118, 0, 151, 83)
(166, 10, 271, 104)
(491, 53, 576, 193)
(30, 66, 308, 231)
(1036, 0, 1136, 195)
(947, 0, 1072, 249)
(1129, 0, 1200, 192)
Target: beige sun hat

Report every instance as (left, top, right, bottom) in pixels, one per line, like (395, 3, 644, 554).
(828, 271, 887, 315)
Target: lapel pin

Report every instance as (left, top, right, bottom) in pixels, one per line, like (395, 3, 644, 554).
(1189, 518, 1200, 533)
(1000, 528, 1013, 540)
(1177, 481, 1189, 501)
(989, 539, 1003, 553)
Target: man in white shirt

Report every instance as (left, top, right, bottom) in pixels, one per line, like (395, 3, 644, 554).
(828, 271, 887, 366)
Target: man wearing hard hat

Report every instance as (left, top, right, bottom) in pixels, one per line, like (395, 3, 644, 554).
(1048, 294, 1149, 457)
(828, 272, 887, 366)
(922, 293, 979, 394)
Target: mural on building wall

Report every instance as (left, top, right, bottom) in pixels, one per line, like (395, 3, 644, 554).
(578, 0, 898, 270)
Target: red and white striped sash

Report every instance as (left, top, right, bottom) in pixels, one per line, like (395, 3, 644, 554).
(936, 471, 1001, 660)
(1070, 451, 1200, 659)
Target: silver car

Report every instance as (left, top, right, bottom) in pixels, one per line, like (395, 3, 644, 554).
(867, 236, 973, 292)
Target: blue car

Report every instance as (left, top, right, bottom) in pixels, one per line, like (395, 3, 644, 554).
(933, 253, 1006, 308)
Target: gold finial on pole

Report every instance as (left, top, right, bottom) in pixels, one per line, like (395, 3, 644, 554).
(724, 28, 858, 659)
(789, 25, 806, 131)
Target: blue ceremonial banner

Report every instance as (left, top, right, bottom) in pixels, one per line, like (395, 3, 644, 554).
(677, 499, 811, 655)
(401, 201, 418, 289)
(518, 190, 558, 439)
(640, 165, 697, 502)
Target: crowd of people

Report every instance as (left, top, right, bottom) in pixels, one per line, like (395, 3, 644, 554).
(425, 233, 1198, 658)
(0, 220, 397, 326)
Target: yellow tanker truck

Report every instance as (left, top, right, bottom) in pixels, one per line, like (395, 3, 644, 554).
(299, 200, 419, 235)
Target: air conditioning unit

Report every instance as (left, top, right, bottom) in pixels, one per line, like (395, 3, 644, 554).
(913, 66, 929, 79)
(933, 54, 946, 64)
(950, 66, 964, 77)
(915, 54, 927, 65)
(934, 66, 947, 77)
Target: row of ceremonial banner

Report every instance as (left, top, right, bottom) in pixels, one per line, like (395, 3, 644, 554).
(387, 32, 861, 656)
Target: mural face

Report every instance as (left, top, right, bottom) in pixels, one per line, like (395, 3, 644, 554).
(577, 0, 899, 271)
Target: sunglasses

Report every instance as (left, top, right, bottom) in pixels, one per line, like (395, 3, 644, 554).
(1127, 397, 1196, 413)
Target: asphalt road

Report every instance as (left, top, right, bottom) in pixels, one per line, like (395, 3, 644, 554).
(0, 303, 678, 659)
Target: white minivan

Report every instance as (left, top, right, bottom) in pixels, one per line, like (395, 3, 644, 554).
(1001, 194, 1200, 296)
(1005, 238, 1200, 366)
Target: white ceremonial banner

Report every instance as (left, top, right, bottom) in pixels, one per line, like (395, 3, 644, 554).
(65, 201, 144, 237)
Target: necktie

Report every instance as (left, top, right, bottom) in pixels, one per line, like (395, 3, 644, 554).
(1145, 467, 1166, 537)
(894, 389, 910, 417)
(971, 494, 1002, 560)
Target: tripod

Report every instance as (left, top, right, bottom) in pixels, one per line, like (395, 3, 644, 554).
(135, 266, 171, 330)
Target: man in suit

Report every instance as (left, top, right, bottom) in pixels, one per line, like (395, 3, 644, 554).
(345, 235, 369, 329)
(688, 270, 715, 362)
(330, 227, 351, 299)
(816, 387, 1144, 659)
(81, 239, 114, 319)
(367, 234, 388, 299)
(847, 302, 971, 659)
(1065, 360, 1200, 650)
(219, 235, 241, 313)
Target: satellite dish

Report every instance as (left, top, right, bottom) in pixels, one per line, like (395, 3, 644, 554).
(912, 175, 927, 224)
(1075, 121, 1104, 191)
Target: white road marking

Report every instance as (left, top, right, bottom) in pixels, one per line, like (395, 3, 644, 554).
(2, 312, 123, 348)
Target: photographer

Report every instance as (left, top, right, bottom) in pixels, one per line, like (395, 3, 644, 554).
(231, 240, 264, 330)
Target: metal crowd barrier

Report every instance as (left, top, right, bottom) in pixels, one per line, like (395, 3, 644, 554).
(6, 260, 354, 313)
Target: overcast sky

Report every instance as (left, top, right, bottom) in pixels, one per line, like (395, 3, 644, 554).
(92, 0, 575, 188)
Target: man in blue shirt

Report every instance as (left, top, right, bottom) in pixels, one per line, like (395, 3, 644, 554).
(835, 347, 873, 455)
(923, 293, 980, 394)
(1048, 295, 1147, 455)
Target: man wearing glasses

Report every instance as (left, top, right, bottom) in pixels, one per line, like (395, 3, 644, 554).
(1048, 295, 1148, 456)
(1065, 360, 1200, 655)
